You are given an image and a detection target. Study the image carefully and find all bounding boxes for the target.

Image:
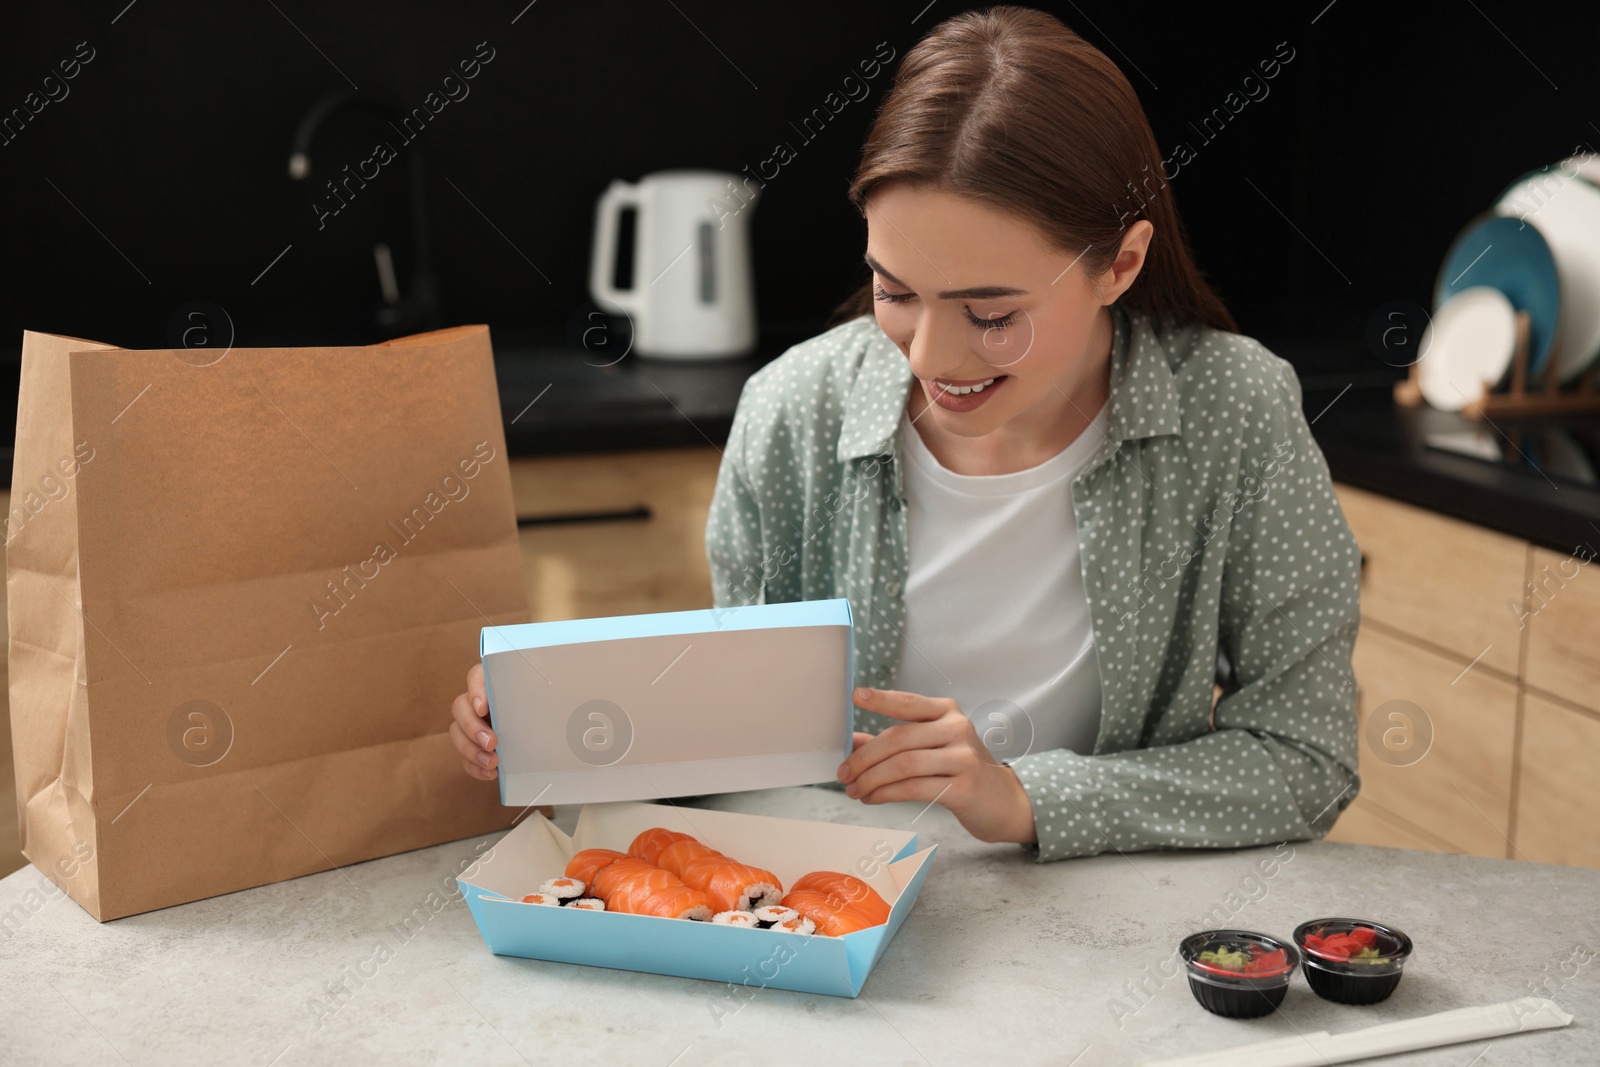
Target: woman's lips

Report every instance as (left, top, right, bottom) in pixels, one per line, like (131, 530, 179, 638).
(926, 374, 1008, 411)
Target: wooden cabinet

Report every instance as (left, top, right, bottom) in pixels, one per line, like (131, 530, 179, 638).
(1514, 693, 1600, 868)
(1523, 545, 1600, 714)
(509, 447, 724, 622)
(1326, 793, 1458, 854)
(1327, 484, 1600, 869)
(1334, 484, 1526, 677)
(1343, 627, 1517, 856)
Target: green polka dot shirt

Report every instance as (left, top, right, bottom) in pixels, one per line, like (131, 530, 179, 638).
(704, 304, 1362, 861)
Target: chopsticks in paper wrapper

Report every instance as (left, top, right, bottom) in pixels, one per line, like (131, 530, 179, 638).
(1146, 997, 1573, 1066)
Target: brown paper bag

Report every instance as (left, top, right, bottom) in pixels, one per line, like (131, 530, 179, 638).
(7, 325, 527, 920)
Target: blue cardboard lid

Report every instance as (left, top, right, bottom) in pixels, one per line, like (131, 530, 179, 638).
(480, 599, 855, 806)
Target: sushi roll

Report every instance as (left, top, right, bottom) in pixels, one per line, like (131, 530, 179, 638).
(752, 906, 799, 928)
(712, 910, 759, 927)
(680, 855, 784, 913)
(538, 876, 586, 903)
(595, 858, 713, 920)
(715, 867, 784, 913)
(519, 892, 561, 906)
(634, 886, 711, 921)
(628, 827, 695, 865)
(568, 898, 606, 911)
(592, 857, 660, 901)
(653, 839, 785, 914)
(566, 848, 626, 884)
(772, 916, 816, 935)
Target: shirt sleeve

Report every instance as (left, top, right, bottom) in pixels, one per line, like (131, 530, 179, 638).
(1010, 357, 1362, 862)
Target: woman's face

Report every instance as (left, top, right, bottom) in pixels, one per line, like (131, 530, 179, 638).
(865, 182, 1150, 450)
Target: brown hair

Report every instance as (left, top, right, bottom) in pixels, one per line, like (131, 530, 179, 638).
(832, 5, 1235, 334)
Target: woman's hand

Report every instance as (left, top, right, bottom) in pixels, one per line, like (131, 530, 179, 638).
(837, 687, 1038, 845)
(449, 662, 498, 780)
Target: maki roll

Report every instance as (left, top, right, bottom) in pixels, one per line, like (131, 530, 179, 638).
(568, 898, 606, 912)
(519, 893, 561, 906)
(771, 915, 816, 935)
(712, 910, 759, 927)
(752, 906, 799, 929)
(538, 876, 586, 904)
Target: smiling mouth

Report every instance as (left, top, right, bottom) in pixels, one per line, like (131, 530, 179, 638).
(931, 375, 1005, 396)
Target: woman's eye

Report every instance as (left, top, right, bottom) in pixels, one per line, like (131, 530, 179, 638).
(965, 307, 1017, 329)
(873, 283, 915, 304)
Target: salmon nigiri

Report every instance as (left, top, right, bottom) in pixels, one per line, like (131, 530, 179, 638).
(781, 888, 885, 936)
(789, 871, 890, 923)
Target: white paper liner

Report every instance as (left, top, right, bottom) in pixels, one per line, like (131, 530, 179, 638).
(1146, 997, 1574, 1067)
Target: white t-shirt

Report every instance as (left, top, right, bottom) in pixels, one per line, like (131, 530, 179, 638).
(891, 400, 1110, 760)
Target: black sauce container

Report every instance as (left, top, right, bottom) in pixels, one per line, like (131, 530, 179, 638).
(1179, 928, 1301, 1018)
(1292, 917, 1413, 1005)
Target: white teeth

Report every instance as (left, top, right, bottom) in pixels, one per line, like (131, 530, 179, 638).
(938, 377, 997, 396)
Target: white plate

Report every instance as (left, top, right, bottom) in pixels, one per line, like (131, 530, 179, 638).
(1559, 153, 1600, 187)
(1419, 287, 1519, 411)
(1495, 165, 1600, 381)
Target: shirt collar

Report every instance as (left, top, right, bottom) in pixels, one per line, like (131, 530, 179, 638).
(836, 303, 1184, 463)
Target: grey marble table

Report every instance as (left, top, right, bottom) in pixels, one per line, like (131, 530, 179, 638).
(0, 786, 1594, 1066)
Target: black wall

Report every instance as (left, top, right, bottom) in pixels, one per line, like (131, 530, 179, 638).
(3, 1, 1595, 368)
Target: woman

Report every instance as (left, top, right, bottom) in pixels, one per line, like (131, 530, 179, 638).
(450, 6, 1361, 862)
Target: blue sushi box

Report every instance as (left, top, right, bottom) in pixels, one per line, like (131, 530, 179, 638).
(457, 598, 938, 998)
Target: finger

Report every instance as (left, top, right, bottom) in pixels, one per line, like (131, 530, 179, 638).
(448, 717, 477, 760)
(851, 732, 875, 752)
(854, 686, 954, 724)
(856, 776, 956, 807)
(461, 754, 496, 780)
(839, 718, 954, 784)
(847, 747, 950, 800)
(452, 691, 496, 752)
(450, 720, 498, 771)
(467, 663, 488, 719)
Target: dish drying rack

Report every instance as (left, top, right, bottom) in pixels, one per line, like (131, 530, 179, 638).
(1395, 309, 1600, 418)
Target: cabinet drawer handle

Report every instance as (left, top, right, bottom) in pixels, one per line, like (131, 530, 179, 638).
(517, 505, 652, 527)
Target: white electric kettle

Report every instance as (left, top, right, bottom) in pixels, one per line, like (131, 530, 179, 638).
(589, 169, 759, 360)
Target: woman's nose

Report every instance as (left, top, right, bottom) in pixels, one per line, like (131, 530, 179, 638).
(902, 313, 963, 378)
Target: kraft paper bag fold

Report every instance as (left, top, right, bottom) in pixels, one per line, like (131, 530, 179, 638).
(7, 324, 527, 920)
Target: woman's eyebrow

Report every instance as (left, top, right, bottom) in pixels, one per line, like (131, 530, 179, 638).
(864, 253, 1029, 300)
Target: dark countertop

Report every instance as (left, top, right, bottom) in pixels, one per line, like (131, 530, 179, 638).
(493, 338, 1600, 556)
(493, 341, 782, 456)
(5, 332, 1597, 553)
(1299, 379, 1600, 555)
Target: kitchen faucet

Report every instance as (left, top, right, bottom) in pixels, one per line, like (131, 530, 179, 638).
(288, 90, 442, 337)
